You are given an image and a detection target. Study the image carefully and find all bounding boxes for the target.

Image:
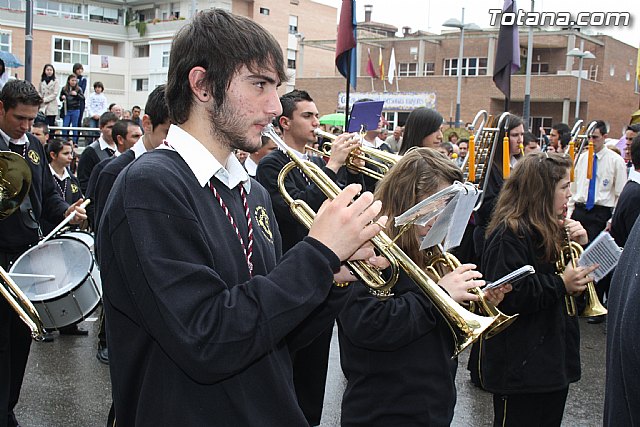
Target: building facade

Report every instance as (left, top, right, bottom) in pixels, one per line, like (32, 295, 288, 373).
(0, 0, 337, 111)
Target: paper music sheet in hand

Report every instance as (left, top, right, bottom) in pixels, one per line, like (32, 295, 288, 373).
(394, 182, 463, 229)
(578, 231, 622, 282)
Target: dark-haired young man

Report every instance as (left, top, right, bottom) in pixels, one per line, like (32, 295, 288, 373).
(0, 79, 86, 427)
(256, 89, 362, 425)
(99, 10, 384, 426)
(76, 111, 118, 194)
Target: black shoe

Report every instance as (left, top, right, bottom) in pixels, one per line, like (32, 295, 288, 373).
(587, 315, 606, 324)
(59, 325, 89, 336)
(40, 331, 55, 342)
(96, 345, 109, 365)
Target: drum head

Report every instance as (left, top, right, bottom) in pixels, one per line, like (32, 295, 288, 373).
(10, 239, 93, 300)
(60, 230, 95, 251)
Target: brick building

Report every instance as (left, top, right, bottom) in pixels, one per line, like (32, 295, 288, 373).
(296, 10, 640, 137)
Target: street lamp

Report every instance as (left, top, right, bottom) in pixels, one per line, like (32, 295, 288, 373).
(443, 8, 481, 128)
(566, 47, 596, 121)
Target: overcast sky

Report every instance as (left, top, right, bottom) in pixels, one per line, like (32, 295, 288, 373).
(314, 0, 638, 48)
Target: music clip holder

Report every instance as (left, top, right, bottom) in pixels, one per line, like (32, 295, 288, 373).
(348, 101, 385, 133)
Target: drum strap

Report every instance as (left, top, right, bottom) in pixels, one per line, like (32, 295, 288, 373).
(0, 136, 40, 232)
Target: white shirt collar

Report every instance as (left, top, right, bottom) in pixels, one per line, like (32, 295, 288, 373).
(629, 169, 640, 185)
(0, 128, 28, 145)
(99, 136, 119, 156)
(49, 164, 70, 180)
(158, 124, 251, 192)
(131, 136, 147, 158)
(244, 157, 258, 177)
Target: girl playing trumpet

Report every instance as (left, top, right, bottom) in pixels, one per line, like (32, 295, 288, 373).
(338, 148, 510, 426)
(480, 152, 598, 426)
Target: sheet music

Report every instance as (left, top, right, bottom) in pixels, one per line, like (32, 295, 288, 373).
(419, 192, 461, 250)
(578, 231, 622, 282)
(443, 184, 481, 251)
(394, 182, 463, 228)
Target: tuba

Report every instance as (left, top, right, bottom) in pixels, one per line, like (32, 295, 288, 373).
(555, 227, 607, 318)
(570, 120, 598, 167)
(264, 124, 498, 355)
(311, 128, 402, 180)
(423, 245, 518, 339)
(0, 152, 46, 340)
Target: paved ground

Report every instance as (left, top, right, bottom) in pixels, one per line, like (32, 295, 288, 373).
(16, 310, 607, 426)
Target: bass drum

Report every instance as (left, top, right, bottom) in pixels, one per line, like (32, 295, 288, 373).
(57, 229, 101, 289)
(9, 238, 102, 330)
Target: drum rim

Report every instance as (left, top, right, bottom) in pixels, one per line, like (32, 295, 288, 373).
(9, 238, 95, 300)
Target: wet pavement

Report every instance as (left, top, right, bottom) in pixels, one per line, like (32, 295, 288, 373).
(16, 310, 606, 426)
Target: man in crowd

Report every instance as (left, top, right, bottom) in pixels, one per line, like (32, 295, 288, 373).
(0, 79, 86, 427)
(76, 111, 118, 194)
(99, 10, 384, 425)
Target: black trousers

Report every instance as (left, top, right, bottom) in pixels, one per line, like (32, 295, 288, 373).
(493, 387, 569, 427)
(1, 251, 33, 427)
(292, 324, 333, 426)
(572, 204, 613, 304)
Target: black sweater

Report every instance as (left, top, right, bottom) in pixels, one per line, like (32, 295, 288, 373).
(98, 149, 351, 426)
(610, 180, 640, 247)
(479, 225, 581, 394)
(338, 272, 457, 427)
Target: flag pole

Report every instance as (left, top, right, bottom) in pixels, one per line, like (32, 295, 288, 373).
(345, 50, 351, 128)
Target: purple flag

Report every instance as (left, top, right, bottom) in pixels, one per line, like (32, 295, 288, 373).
(335, 0, 357, 89)
(493, 0, 521, 99)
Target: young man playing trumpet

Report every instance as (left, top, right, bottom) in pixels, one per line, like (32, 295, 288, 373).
(99, 10, 385, 426)
(256, 89, 365, 425)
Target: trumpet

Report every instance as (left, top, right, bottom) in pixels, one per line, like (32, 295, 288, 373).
(556, 227, 607, 318)
(423, 246, 518, 339)
(311, 128, 402, 180)
(264, 124, 498, 355)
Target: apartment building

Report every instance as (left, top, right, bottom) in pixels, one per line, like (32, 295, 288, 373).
(0, 0, 337, 111)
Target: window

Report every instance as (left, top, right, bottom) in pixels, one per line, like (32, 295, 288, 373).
(531, 63, 549, 75)
(134, 78, 149, 91)
(529, 116, 552, 138)
(259, 7, 269, 15)
(0, 0, 23, 10)
(162, 51, 170, 68)
(398, 63, 418, 77)
(287, 49, 296, 69)
(289, 15, 298, 35)
(588, 65, 599, 81)
(0, 32, 9, 52)
(53, 36, 89, 65)
(35, 0, 85, 19)
(97, 44, 114, 56)
(424, 62, 435, 76)
(443, 57, 487, 76)
(134, 45, 149, 58)
(88, 5, 119, 23)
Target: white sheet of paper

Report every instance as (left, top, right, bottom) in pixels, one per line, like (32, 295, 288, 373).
(578, 231, 622, 282)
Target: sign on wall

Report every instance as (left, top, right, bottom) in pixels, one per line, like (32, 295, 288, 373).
(337, 91, 437, 111)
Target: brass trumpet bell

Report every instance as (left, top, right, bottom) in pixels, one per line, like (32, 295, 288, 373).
(424, 247, 518, 339)
(0, 151, 32, 219)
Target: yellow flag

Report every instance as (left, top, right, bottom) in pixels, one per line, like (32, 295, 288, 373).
(378, 48, 385, 81)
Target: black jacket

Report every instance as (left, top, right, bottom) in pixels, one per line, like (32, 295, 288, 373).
(255, 150, 363, 253)
(338, 272, 457, 427)
(77, 141, 114, 195)
(610, 180, 640, 247)
(479, 225, 581, 394)
(604, 216, 640, 426)
(60, 85, 84, 111)
(0, 133, 68, 251)
(40, 169, 82, 236)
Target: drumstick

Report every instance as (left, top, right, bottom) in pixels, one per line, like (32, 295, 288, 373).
(39, 199, 91, 245)
(8, 273, 56, 281)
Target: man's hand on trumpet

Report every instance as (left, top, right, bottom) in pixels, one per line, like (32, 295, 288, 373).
(333, 240, 391, 283)
(309, 184, 386, 262)
(325, 133, 361, 174)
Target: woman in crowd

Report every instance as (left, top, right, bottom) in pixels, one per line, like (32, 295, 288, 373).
(39, 64, 60, 128)
(59, 74, 85, 143)
(338, 148, 509, 426)
(398, 107, 444, 154)
(480, 152, 597, 426)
